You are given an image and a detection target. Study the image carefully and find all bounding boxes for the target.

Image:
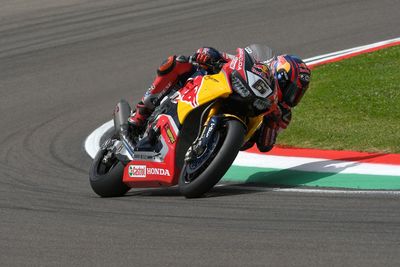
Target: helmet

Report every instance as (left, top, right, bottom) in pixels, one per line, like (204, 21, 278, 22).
(271, 55, 311, 107)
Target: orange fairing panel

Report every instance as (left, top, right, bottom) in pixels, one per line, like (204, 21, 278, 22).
(177, 71, 232, 124)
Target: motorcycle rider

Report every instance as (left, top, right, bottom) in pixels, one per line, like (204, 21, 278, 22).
(128, 47, 311, 152)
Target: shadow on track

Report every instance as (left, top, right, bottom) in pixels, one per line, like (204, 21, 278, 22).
(92, 154, 388, 198)
(122, 184, 264, 198)
(243, 154, 384, 187)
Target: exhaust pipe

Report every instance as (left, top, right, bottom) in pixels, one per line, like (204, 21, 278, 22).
(113, 100, 136, 158)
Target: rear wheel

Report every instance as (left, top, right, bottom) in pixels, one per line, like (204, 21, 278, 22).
(179, 119, 245, 198)
(89, 144, 130, 197)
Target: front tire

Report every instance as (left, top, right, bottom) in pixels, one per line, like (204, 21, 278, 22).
(179, 119, 245, 198)
(89, 148, 130, 197)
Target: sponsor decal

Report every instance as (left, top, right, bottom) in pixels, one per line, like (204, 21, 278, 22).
(252, 79, 269, 95)
(129, 165, 146, 178)
(246, 71, 273, 97)
(179, 84, 200, 108)
(237, 48, 244, 71)
(205, 120, 216, 138)
(165, 82, 172, 90)
(229, 49, 244, 73)
(147, 168, 171, 176)
(164, 123, 176, 144)
(229, 57, 238, 70)
(251, 63, 270, 80)
(128, 165, 171, 178)
(245, 47, 253, 54)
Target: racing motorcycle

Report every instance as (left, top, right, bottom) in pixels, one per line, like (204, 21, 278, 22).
(90, 44, 276, 198)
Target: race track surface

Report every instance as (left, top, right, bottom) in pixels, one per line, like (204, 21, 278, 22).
(1, 1, 400, 266)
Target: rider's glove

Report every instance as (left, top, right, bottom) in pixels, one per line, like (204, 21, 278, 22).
(194, 48, 212, 65)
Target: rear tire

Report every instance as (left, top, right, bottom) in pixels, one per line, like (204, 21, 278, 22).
(89, 148, 130, 197)
(179, 119, 245, 198)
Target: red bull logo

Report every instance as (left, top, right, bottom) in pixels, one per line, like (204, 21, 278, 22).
(179, 84, 200, 108)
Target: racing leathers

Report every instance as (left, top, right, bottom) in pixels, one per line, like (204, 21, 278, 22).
(128, 47, 293, 153)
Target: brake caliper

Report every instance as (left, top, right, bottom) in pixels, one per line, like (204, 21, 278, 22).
(185, 116, 221, 162)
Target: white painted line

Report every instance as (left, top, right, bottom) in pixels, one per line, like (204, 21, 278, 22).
(233, 152, 400, 176)
(272, 188, 400, 195)
(84, 120, 113, 158)
(216, 184, 400, 195)
(304, 37, 400, 65)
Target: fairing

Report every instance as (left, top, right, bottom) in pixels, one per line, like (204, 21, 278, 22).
(177, 70, 232, 124)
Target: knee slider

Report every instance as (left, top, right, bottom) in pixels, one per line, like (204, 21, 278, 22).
(157, 55, 176, 76)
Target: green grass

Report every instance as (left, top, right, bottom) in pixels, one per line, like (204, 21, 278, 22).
(278, 45, 400, 153)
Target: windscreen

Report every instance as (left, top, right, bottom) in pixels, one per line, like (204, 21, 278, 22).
(244, 44, 275, 63)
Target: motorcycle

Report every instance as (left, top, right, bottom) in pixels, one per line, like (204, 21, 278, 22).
(89, 44, 277, 198)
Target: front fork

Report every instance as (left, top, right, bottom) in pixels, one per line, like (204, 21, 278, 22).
(185, 115, 222, 162)
(185, 100, 265, 161)
(185, 101, 255, 162)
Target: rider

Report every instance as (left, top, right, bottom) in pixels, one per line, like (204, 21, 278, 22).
(128, 47, 311, 152)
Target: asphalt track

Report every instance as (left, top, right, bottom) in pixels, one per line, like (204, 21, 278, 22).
(1, 0, 400, 266)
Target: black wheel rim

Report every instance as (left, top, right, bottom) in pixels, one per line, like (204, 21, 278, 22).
(182, 127, 226, 184)
(96, 150, 119, 175)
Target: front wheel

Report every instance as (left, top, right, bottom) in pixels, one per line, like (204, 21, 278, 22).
(179, 119, 245, 198)
(89, 146, 130, 197)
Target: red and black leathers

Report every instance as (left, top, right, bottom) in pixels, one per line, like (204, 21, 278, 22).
(129, 47, 227, 126)
(255, 103, 291, 152)
(128, 55, 194, 126)
(129, 47, 300, 153)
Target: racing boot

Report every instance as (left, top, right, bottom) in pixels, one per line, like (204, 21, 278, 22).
(128, 101, 153, 136)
